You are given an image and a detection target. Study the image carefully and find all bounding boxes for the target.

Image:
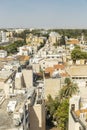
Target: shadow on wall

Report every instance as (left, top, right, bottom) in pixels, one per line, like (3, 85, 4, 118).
(29, 106, 44, 130)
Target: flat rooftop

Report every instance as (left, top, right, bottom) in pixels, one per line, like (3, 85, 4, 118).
(0, 70, 13, 82)
(67, 65, 87, 77)
(0, 94, 26, 130)
(0, 87, 36, 130)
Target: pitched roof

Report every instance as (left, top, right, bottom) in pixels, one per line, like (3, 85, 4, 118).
(45, 67, 55, 76)
(60, 72, 69, 77)
(45, 64, 66, 77)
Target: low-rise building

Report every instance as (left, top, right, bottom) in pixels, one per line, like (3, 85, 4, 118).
(18, 45, 33, 56)
(66, 38, 80, 45)
(66, 65, 87, 98)
(16, 55, 30, 67)
(26, 33, 46, 45)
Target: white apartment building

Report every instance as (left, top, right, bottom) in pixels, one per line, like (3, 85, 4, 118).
(0, 31, 9, 42)
(49, 32, 61, 44)
(18, 46, 32, 56)
(69, 95, 87, 130)
(30, 55, 63, 72)
(39, 57, 64, 71)
(15, 28, 25, 34)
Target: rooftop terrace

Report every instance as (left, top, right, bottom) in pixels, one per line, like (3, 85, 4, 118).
(0, 94, 26, 130)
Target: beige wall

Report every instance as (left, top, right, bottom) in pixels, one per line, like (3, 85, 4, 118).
(45, 78, 61, 99)
(22, 69, 33, 88)
(15, 72, 24, 89)
(29, 102, 46, 130)
(32, 64, 40, 73)
(0, 82, 10, 97)
(0, 82, 5, 90)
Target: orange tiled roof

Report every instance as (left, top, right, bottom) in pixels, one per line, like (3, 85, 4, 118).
(54, 64, 65, 70)
(75, 109, 87, 117)
(45, 67, 55, 76)
(67, 39, 79, 44)
(60, 72, 69, 77)
(45, 64, 65, 76)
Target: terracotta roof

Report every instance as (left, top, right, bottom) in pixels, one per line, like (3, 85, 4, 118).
(60, 72, 69, 77)
(45, 64, 65, 76)
(16, 55, 30, 61)
(75, 109, 87, 117)
(67, 39, 79, 44)
(54, 64, 65, 70)
(45, 67, 55, 76)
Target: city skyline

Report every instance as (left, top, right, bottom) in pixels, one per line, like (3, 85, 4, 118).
(0, 0, 87, 29)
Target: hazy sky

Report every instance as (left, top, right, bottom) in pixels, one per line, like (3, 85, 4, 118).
(0, 0, 87, 28)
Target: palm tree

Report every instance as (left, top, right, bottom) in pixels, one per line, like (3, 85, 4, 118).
(59, 78, 79, 99)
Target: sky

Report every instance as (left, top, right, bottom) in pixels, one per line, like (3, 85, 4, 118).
(0, 0, 87, 29)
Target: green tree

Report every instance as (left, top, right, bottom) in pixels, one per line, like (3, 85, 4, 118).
(4, 40, 25, 54)
(65, 78, 71, 85)
(46, 95, 60, 117)
(46, 78, 79, 130)
(59, 78, 79, 99)
(71, 47, 87, 63)
(71, 46, 82, 63)
(60, 35, 66, 46)
(0, 46, 5, 50)
(54, 99, 69, 130)
(46, 95, 60, 127)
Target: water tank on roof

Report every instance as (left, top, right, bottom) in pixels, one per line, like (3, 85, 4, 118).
(7, 101, 17, 113)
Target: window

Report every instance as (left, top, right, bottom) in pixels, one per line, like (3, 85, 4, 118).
(72, 77, 75, 79)
(71, 104, 75, 111)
